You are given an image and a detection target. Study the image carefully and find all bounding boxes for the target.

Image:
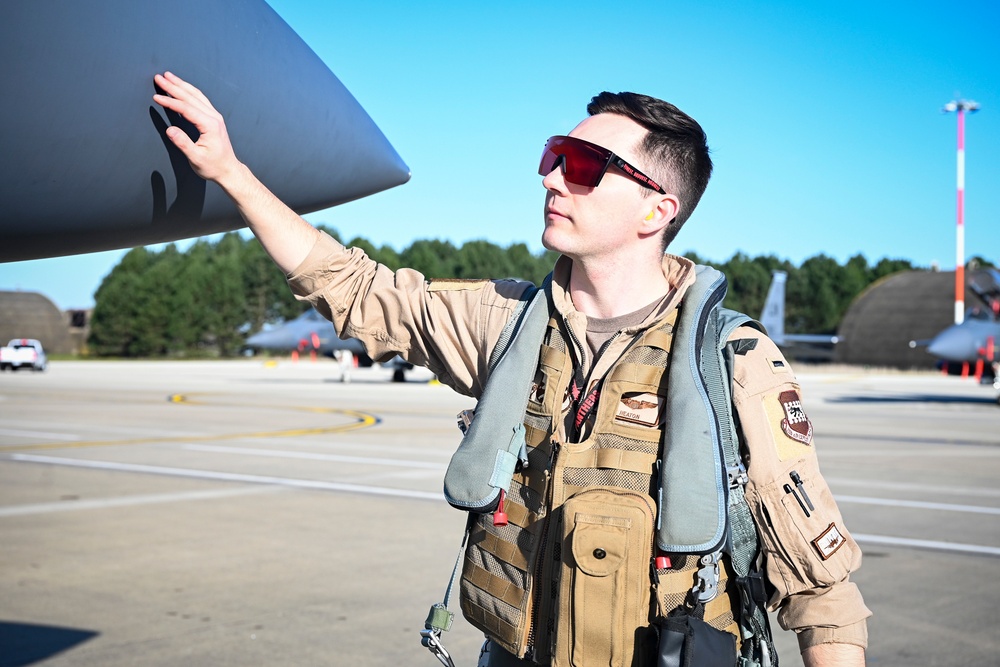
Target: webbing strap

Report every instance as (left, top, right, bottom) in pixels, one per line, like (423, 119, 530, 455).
(718, 322, 776, 667)
(422, 285, 548, 665)
(488, 284, 540, 373)
(420, 515, 475, 667)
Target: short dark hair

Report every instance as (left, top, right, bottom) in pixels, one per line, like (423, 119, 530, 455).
(587, 92, 712, 251)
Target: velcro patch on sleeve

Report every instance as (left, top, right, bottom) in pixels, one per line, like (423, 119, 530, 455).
(764, 388, 814, 460)
(812, 523, 846, 560)
(779, 390, 813, 445)
(427, 278, 490, 292)
(614, 392, 665, 428)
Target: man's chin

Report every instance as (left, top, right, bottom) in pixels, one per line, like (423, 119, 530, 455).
(540, 228, 567, 255)
(541, 237, 579, 264)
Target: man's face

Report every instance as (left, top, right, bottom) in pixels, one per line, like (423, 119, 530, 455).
(540, 113, 656, 262)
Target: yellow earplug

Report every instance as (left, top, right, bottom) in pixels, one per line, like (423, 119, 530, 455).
(645, 211, 655, 221)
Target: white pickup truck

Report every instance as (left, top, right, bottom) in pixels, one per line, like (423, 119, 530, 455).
(0, 339, 48, 371)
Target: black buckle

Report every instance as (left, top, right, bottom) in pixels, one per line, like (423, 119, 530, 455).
(736, 572, 767, 615)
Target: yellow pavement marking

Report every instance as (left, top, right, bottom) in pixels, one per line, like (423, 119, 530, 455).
(0, 395, 380, 452)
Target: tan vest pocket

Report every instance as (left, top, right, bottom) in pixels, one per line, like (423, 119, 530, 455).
(554, 489, 655, 667)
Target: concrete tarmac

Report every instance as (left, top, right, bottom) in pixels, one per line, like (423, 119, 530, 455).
(1, 360, 998, 666)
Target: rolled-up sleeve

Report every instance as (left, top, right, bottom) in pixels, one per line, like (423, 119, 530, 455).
(730, 327, 871, 651)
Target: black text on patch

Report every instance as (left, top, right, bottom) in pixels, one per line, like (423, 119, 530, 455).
(615, 392, 665, 427)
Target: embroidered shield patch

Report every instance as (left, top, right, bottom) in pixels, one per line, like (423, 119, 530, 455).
(779, 390, 813, 445)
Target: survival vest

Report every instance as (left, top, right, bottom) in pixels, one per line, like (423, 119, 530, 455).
(422, 266, 776, 667)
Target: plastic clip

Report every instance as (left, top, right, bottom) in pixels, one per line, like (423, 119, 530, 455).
(727, 464, 748, 489)
(692, 552, 721, 603)
(420, 628, 456, 667)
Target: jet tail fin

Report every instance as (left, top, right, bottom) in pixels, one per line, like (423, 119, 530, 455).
(760, 271, 787, 344)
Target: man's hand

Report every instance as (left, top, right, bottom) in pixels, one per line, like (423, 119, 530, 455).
(153, 72, 241, 186)
(151, 71, 320, 273)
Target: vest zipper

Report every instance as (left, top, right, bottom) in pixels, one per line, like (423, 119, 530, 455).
(525, 439, 560, 662)
(563, 317, 587, 379)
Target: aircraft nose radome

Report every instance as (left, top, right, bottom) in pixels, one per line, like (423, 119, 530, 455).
(245, 332, 271, 347)
(927, 327, 975, 362)
(0, 0, 410, 263)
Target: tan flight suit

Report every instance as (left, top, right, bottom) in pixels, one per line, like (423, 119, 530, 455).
(287, 232, 872, 660)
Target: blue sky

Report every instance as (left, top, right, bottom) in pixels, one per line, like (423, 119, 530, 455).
(2, 0, 998, 310)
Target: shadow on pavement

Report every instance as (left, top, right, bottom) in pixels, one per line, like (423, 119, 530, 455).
(0, 621, 98, 667)
(828, 393, 997, 405)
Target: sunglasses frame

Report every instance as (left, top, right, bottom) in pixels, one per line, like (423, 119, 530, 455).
(539, 135, 666, 194)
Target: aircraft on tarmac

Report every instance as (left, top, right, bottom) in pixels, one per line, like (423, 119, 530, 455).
(0, 0, 409, 263)
(912, 269, 1000, 398)
(758, 271, 840, 361)
(245, 308, 414, 382)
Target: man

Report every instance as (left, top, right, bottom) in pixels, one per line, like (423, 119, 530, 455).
(153, 72, 869, 666)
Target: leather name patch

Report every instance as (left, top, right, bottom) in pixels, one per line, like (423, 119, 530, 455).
(615, 392, 665, 428)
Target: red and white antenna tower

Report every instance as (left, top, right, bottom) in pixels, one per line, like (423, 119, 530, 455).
(943, 98, 980, 324)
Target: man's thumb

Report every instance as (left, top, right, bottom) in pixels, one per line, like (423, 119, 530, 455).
(165, 125, 196, 154)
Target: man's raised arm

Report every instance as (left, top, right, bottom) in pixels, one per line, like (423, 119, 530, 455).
(153, 71, 319, 273)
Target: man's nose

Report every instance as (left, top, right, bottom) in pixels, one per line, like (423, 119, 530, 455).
(541, 155, 567, 192)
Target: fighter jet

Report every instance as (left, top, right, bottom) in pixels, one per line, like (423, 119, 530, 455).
(759, 271, 840, 361)
(246, 309, 366, 357)
(915, 269, 1000, 399)
(245, 309, 414, 382)
(0, 0, 409, 263)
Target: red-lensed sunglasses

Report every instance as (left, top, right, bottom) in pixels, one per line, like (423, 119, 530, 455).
(538, 135, 666, 194)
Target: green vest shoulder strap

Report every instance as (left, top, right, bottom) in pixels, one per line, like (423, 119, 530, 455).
(442, 278, 549, 512)
(657, 264, 761, 553)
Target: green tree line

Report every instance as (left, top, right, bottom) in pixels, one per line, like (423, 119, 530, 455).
(88, 228, 917, 357)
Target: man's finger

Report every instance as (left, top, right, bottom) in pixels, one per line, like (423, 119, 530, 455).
(153, 94, 218, 140)
(163, 71, 218, 114)
(154, 74, 213, 118)
(154, 75, 212, 119)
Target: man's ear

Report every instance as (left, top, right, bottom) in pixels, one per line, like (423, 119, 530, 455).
(639, 194, 680, 235)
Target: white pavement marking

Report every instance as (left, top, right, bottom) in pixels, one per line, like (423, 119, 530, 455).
(823, 448, 1000, 458)
(183, 444, 447, 470)
(826, 476, 1000, 499)
(0, 428, 80, 441)
(9, 454, 1000, 558)
(835, 494, 1000, 515)
(853, 533, 1000, 557)
(0, 487, 277, 517)
(263, 440, 454, 459)
(5, 454, 443, 501)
